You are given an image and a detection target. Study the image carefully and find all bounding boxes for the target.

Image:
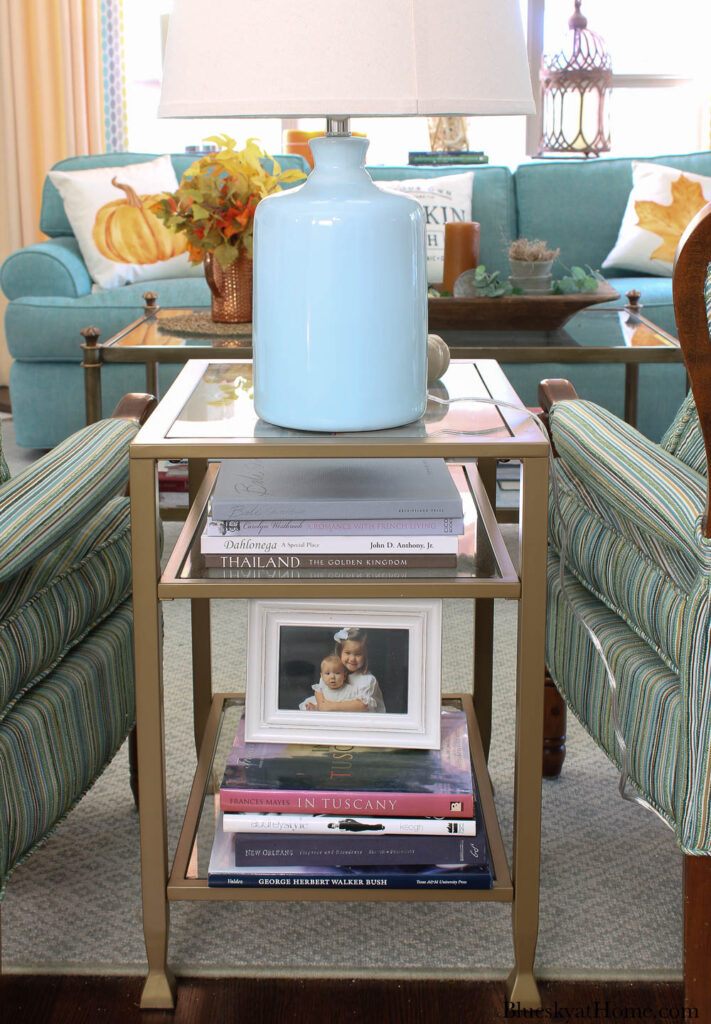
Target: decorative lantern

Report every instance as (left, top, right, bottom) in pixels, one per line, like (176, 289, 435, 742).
(538, 0, 612, 158)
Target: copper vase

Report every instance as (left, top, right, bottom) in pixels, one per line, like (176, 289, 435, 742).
(204, 250, 253, 323)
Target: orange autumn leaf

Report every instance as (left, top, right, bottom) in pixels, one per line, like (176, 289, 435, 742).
(635, 174, 708, 263)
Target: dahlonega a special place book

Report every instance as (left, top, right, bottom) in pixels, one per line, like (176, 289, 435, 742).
(219, 710, 474, 818)
(209, 458, 463, 521)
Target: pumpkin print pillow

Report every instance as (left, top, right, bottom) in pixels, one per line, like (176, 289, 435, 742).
(602, 161, 711, 278)
(48, 155, 202, 289)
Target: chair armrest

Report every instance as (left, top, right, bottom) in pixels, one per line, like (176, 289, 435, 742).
(0, 237, 92, 299)
(549, 398, 710, 561)
(0, 393, 155, 582)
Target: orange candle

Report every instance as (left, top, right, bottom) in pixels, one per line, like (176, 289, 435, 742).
(442, 221, 481, 294)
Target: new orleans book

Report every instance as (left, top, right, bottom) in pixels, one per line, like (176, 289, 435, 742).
(209, 458, 462, 521)
(219, 710, 474, 818)
(232, 831, 487, 867)
(221, 811, 477, 836)
(208, 815, 492, 890)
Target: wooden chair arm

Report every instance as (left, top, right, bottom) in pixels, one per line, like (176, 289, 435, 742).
(111, 393, 157, 427)
(537, 379, 579, 455)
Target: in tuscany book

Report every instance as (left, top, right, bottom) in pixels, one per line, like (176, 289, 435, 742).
(219, 710, 474, 818)
(208, 458, 462, 521)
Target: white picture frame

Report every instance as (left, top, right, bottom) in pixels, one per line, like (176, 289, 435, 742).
(245, 598, 442, 749)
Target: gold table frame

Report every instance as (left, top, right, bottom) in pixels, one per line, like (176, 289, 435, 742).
(129, 358, 549, 1010)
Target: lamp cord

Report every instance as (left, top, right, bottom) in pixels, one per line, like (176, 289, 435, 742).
(426, 390, 672, 831)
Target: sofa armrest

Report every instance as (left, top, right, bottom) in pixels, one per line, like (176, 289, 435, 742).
(0, 394, 155, 582)
(0, 237, 92, 300)
(549, 398, 710, 562)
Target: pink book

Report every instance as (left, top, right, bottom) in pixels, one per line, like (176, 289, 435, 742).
(219, 711, 474, 818)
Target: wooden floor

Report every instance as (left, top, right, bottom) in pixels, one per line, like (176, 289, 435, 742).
(0, 976, 686, 1023)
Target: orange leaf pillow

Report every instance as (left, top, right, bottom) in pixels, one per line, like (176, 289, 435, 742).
(603, 162, 711, 277)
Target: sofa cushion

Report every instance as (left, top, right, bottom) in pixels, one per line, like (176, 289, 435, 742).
(0, 497, 132, 717)
(0, 598, 135, 885)
(603, 162, 711, 277)
(368, 164, 516, 276)
(48, 155, 202, 289)
(514, 152, 711, 277)
(375, 171, 475, 284)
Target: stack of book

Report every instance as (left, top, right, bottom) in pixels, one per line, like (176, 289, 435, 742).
(208, 709, 492, 890)
(201, 458, 465, 573)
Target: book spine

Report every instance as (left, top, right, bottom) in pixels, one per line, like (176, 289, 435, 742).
(200, 535, 459, 555)
(221, 813, 477, 836)
(218, 789, 474, 819)
(205, 516, 464, 536)
(208, 867, 492, 890)
(232, 833, 487, 866)
(208, 498, 464, 521)
(202, 553, 458, 569)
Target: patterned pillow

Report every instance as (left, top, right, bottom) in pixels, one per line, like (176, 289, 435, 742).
(48, 155, 202, 289)
(603, 161, 711, 277)
(376, 172, 475, 284)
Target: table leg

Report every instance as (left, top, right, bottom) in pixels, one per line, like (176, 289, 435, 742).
(189, 458, 212, 752)
(474, 457, 496, 759)
(624, 364, 639, 427)
(80, 326, 103, 425)
(146, 360, 159, 401)
(130, 456, 176, 1009)
(505, 454, 547, 1011)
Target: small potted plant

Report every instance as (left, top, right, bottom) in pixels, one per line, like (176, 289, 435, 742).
(152, 135, 306, 322)
(508, 237, 560, 293)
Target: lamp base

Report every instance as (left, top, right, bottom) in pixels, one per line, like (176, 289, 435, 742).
(252, 135, 427, 432)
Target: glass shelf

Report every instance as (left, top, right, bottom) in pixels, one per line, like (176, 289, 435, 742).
(159, 462, 520, 599)
(168, 693, 513, 904)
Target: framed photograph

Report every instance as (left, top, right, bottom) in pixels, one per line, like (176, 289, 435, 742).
(245, 598, 442, 749)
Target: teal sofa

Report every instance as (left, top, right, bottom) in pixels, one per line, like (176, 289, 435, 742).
(4, 150, 709, 447)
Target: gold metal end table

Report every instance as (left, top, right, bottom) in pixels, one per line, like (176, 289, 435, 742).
(129, 358, 549, 1010)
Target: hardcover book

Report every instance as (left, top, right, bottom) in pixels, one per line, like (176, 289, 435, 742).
(209, 458, 463, 521)
(200, 533, 460, 555)
(221, 811, 477, 836)
(208, 815, 492, 889)
(204, 515, 464, 537)
(219, 710, 474, 818)
(202, 553, 458, 570)
(232, 831, 487, 867)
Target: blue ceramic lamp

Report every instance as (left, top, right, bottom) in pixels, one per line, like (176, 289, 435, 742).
(159, 0, 534, 432)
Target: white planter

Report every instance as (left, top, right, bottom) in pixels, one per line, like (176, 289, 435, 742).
(509, 258, 555, 278)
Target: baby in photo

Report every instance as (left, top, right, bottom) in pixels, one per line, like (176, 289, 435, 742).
(299, 628, 386, 713)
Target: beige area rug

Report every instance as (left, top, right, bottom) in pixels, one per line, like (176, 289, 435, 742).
(1, 519, 683, 978)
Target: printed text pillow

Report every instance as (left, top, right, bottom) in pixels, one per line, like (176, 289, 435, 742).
(376, 171, 475, 284)
(602, 161, 711, 277)
(48, 155, 202, 289)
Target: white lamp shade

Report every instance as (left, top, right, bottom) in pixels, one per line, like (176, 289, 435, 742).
(159, 0, 534, 118)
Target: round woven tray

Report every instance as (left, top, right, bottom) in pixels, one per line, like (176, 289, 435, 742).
(157, 310, 252, 343)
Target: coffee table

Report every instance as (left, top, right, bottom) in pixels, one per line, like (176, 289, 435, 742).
(129, 357, 549, 1009)
(81, 291, 681, 432)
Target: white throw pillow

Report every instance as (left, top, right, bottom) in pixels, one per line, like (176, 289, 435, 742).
(602, 161, 711, 277)
(48, 155, 202, 288)
(376, 171, 475, 284)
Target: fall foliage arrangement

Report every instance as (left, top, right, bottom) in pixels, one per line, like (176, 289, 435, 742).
(151, 136, 307, 268)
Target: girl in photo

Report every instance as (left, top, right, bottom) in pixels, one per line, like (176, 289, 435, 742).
(332, 626, 386, 713)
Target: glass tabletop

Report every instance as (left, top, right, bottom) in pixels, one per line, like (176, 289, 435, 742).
(109, 305, 677, 352)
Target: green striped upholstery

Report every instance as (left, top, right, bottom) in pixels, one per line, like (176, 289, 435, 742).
(0, 496, 132, 717)
(0, 416, 139, 583)
(0, 600, 135, 890)
(545, 261, 711, 853)
(0, 422, 10, 485)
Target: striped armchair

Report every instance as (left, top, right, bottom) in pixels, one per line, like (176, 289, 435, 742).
(539, 203, 711, 1015)
(0, 393, 155, 948)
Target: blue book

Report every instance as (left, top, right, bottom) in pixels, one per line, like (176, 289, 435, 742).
(209, 458, 463, 521)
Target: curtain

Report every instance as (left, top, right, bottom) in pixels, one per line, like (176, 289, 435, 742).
(0, 0, 106, 386)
